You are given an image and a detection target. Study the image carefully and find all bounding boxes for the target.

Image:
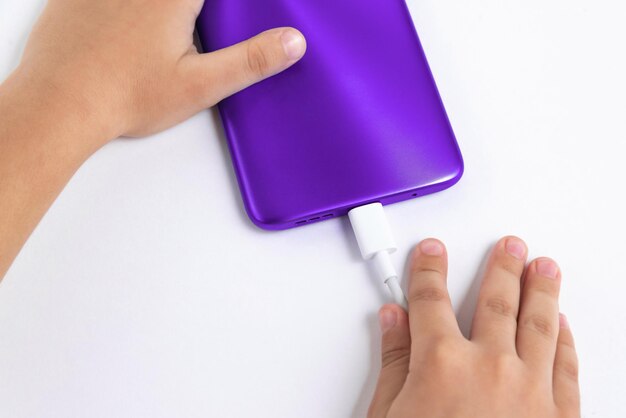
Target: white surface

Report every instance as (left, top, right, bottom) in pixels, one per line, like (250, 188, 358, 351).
(0, 1, 625, 417)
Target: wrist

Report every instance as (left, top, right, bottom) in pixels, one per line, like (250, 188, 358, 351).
(4, 65, 123, 153)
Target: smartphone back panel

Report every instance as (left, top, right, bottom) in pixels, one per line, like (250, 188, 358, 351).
(197, 0, 463, 230)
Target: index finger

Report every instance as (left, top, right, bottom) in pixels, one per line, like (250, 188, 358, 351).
(407, 239, 462, 341)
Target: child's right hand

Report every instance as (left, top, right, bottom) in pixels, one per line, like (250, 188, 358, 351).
(368, 237, 580, 418)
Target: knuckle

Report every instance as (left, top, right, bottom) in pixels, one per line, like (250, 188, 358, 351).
(411, 260, 445, 276)
(492, 353, 519, 378)
(555, 360, 579, 381)
(409, 286, 448, 304)
(496, 259, 522, 277)
(381, 346, 411, 369)
(420, 337, 467, 377)
(522, 315, 555, 339)
(245, 41, 272, 78)
(483, 296, 516, 319)
(428, 336, 460, 362)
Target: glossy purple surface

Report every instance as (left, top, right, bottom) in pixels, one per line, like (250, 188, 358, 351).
(197, 0, 463, 230)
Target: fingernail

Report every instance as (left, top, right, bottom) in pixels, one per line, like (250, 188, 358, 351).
(419, 239, 444, 256)
(505, 237, 526, 260)
(281, 29, 306, 61)
(536, 259, 559, 279)
(559, 313, 569, 329)
(379, 309, 398, 333)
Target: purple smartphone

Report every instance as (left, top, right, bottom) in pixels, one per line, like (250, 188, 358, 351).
(196, 0, 463, 230)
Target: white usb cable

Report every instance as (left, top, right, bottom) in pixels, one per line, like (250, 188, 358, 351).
(348, 203, 408, 309)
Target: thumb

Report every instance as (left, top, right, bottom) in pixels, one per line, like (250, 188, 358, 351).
(183, 27, 306, 107)
(368, 304, 411, 418)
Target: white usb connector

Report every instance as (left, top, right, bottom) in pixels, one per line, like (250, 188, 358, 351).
(348, 203, 408, 309)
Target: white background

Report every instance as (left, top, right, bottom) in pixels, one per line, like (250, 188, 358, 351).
(1, 1, 624, 417)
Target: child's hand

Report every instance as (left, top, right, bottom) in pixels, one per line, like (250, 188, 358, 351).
(17, 0, 306, 142)
(0, 0, 305, 279)
(368, 237, 580, 418)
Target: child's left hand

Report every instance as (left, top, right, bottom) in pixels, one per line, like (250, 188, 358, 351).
(17, 0, 306, 142)
(0, 0, 306, 280)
